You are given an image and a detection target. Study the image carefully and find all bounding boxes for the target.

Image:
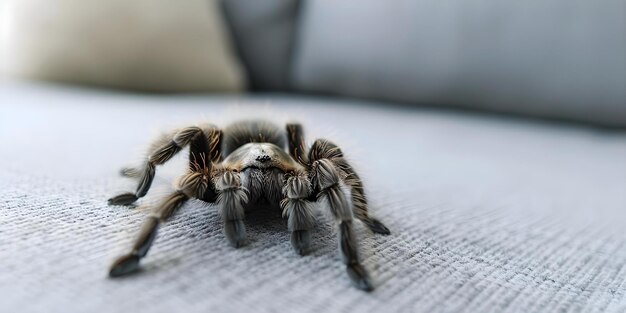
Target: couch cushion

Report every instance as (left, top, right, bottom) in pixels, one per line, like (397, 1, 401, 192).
(1, 0, 246, 92)
(221, 0, 300, 90)
(292, 0, 626, 127)
(1, 82, 626, 312)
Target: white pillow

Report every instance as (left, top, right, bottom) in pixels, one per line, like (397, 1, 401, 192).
(1, 0, 246, 92)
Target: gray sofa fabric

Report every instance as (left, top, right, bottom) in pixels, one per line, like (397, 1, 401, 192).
(221, 0, 300, 90)
(291, 0, 626, 127)
(2, 82, 626, 312)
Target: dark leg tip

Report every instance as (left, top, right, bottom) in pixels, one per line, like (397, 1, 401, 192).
(366, 219, 391, 235)
(109, 254, 140, 277)
(108, 193, 138, 206)
(291, 230, 311, 256)
(225, 220, 247, 248)
(346, 263, 375, 292)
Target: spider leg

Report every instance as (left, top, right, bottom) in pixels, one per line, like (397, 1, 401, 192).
(184, 126, 222, 202)
(109, 191, 188, 277)
(281, 170, 315, 255)
(310, 139, 390, 235)
(108, 125, 221, 205)
(310, 150, 374, 291)
(286, 123, 308, 165)
(215, 169, 249, 248)
(109, 145, 222, 278)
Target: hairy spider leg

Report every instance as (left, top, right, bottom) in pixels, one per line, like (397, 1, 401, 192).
(108, 125, 221, 205)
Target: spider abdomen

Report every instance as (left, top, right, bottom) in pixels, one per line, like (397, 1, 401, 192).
(222, 120, 286, 155)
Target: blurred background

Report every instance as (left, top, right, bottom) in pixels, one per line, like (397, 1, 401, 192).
(1, 0, 625, 126)
(1, 1, 626, 313)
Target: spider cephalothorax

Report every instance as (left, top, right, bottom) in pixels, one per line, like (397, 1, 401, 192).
(107, 120, 390, 291)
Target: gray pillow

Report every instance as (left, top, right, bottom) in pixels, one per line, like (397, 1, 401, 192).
(292, 0, 626, 127)
(221, 0, 300, 90)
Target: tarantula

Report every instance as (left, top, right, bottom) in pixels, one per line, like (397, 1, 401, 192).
(107, 120, 390, 291)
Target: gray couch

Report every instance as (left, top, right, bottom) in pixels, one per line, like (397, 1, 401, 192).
(1, 2, 626, 313)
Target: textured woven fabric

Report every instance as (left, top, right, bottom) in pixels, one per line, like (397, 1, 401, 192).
(1, 82, 626, 313)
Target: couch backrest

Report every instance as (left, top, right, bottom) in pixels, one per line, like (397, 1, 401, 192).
(220, 0, 301, 91)
(225, 0, 626, 127)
